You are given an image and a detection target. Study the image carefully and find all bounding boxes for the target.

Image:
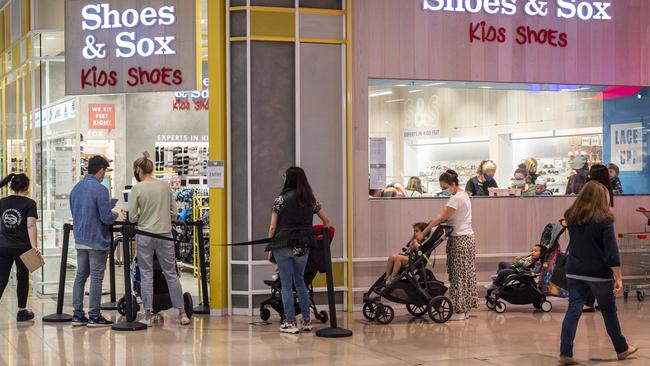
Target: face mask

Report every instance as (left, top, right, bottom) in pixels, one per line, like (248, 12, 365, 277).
(483, 174, 493, 182)
(514, 179, 526, 188)
(134, 171, 141, 182)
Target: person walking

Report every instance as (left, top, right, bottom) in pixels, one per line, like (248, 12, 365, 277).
(0, 174, 39, 322)
(418, 170, 477, 321)
(70, 156, 118, 327)
(129, 152, 190, 326)
(267, 167, 332, 334)
(558, 181, 638, 365)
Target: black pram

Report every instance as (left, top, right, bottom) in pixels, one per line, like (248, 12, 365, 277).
(362, 224, 454, 324)
(258, 225, 333, 324)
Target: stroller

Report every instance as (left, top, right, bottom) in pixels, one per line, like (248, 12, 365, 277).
(117, 231, 194, 321)
(485, 222, 567, 314)
(258, 225, 334, 324)
(362, 224, 454, 325)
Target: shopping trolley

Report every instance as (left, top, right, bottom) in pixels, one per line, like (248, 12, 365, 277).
(617, 208, 650, 302)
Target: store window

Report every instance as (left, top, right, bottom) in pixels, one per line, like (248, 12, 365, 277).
(369, 80, 650, 198)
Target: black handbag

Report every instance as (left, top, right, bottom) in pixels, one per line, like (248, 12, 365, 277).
(550, 250, 569, 290)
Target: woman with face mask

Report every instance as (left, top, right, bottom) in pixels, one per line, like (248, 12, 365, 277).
(465, 160, 498, 197)
(513, 168, 536, 196)
(128, 152, 190, 327)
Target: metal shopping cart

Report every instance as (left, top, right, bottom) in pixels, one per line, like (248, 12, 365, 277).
(617, 208, 650, 302)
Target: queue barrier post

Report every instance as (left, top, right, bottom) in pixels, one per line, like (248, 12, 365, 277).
(111, 224, 147, 331)
(43, 223, 74, 323)
(101, 230, 118, 310)
(316, 227, 353, 338)
(193, 220, 211, 314)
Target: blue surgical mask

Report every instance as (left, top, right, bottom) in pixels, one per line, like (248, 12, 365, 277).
(483, 173, 493, 182)
(514, 179, 526, 188)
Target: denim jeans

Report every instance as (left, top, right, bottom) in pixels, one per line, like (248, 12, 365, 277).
(136, 234, 185, 310)
(560, 278, 628, 357)
(73, 249, 108, 318)
(272, 247, 310, 324)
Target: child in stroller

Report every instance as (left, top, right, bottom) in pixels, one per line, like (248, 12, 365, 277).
(485, 222, 566, 313)
(384, 222, 429, 284)
(485, 244, 543, 290)
(363, 224, 455, 325)
(258, 225, 333, 325)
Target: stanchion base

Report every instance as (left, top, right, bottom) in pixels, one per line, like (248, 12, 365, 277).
(193, 305, 211, 315)
(101, 302, 118, 311)
(111, 321, 147, 331)
(42, 313, 73, 323)
(316, 327, 353, 338)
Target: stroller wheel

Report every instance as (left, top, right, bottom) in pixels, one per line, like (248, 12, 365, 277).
(540, 300, 553, 312)
(260, 308, 271, 322)
(406, 304, 428, 317)
(318, 310, 329, 324)
(495, 301, 507, 314)
(486, 298, 496, 311)
(533, 302, 541, 310)
(375, 304, 394, 325)
(183, 293, 194, 319)
(117, 296, 127, 316)
(362, 303, 377, 321)
(638, 290, 645, 302)
(428, 296, 453, 323)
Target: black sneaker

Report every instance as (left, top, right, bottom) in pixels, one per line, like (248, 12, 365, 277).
(72, 315, 89, 327)
(17, 310, 35, 322)
(87, 315, 114, 328)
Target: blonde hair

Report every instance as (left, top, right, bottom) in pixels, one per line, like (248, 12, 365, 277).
(477, 160, 497, 175)
(524, 157, 538, 173)
(564, 181, 615, 226)
(133, 151, 154, 175)
(406, 177, 423, 193)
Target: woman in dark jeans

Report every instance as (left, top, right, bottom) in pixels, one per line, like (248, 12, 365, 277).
(0, 174, 40, 322)
(559, 181, 637, 365)
(267, 167, 331, 334)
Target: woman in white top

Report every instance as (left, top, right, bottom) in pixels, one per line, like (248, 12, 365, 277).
(417, 170, 477, 321)
(406, 177, 425, 198)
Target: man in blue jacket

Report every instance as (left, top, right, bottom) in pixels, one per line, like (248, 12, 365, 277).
(70, 156, 118, 327)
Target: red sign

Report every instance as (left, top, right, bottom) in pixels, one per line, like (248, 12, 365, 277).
(88, 104, 116, 132)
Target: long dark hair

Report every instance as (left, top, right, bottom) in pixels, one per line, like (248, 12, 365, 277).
(589, 164, 614, 207)
(281, 167, 316, 207)
(439, 170, 459, 186)
(564, 181, 614, 225)
(0, 173, 30, 193)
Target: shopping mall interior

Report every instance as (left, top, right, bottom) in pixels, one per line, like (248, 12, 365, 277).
(0, 0, 649, 365)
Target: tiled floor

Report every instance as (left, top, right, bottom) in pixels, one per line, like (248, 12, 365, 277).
(0, 291, 648, 366)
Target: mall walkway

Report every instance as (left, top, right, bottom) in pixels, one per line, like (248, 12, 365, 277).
(0, 292, 648, 365)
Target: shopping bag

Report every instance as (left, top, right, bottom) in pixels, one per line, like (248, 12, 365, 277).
(19, 248, 45, 273)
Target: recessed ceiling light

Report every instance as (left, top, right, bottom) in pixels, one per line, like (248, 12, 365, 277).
(408, 89, 423, 94)
(422, 82, 446, 87)
(369, 90, 393, 98)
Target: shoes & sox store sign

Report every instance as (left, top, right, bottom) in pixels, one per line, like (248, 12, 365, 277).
(423, 0, 613, 48)
(65, 0, 199, 95)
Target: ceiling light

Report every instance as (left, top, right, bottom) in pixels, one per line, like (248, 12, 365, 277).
(369, 90, 392, 98)
(511, 131, 554, 139)
(384, 99, 405, 103)
(554, 127, 602, 136)
(408, 89, 423, 94)
(450, 136, 489, 143)
(421, 82, 446, 87)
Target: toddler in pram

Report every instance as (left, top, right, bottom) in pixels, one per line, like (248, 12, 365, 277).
(384, 222, 429, 284)
(485, 244, 543, 290)
(363, 224, 455, 325)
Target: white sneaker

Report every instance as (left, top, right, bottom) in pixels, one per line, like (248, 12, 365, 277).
(484, 283, 497, 290)
(141, 314, 153, 327)
(178, 314, 191, 326)
(280, 321, 300, 334)
(301, 320, 313, 332)
(449, 313, 468, 322)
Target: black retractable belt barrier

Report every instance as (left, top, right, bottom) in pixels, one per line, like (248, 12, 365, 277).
(43, 223, 74, 323)
(112, 224, 147, 331)
(192, 220, 211, 314)
(316, 228, 353, 338)
(101, 229, 119, 310)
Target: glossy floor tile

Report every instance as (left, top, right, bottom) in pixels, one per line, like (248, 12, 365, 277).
(0, 291, 648, 366)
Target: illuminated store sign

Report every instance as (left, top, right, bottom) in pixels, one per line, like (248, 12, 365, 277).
(423, 0, 614, 48)
(423, 0, 612, 20)
(65, 0, 198, 95)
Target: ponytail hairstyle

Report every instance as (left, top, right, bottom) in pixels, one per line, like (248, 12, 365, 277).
(0, 173, 30, 193)
(439, 170, 459, 186)
(133, 151, 154, 175)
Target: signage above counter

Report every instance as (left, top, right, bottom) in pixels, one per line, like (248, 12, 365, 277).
(65, 0, 199, 95)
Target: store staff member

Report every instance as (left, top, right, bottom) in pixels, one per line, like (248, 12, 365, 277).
(465, 160, 498, 197)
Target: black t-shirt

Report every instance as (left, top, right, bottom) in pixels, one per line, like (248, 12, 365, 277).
(0, 195, 38, 249)
(465, 176, 498, 196)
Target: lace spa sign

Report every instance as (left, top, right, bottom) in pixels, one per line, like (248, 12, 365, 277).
(65, 0, 199, 95)
(422, 0, 612, 48)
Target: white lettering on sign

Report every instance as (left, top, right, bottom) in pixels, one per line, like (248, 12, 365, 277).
(81, 3, 178, 60)
(422, 0, 612, 20)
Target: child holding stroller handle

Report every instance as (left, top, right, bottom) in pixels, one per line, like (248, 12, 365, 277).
(385, 222, 428, 284)
(485, 244, 543, 290)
